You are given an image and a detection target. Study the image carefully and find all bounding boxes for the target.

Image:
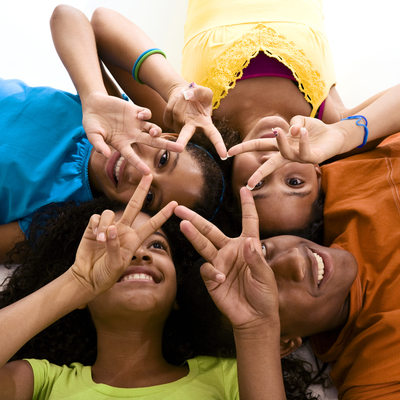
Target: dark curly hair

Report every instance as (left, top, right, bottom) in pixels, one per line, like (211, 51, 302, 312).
(2, 198, 329, 399)
(2, 198, 197, 366)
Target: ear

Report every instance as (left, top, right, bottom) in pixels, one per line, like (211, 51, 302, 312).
(280, 337, 302, 358)
(314, 164, 322, 181)
(77, 304, 88, 310)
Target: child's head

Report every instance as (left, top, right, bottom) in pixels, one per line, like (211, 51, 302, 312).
(258, 235, 358, 355)
(2, 198, 197, 366)
(88, 135, 226, 222)
(224, 116, 324, 241)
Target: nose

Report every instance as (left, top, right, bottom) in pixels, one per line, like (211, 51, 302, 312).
(132, 246, 153, 263)
(270, 248, 306, 282)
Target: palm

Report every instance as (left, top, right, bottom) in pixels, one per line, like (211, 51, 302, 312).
(176, 187, 279, 330)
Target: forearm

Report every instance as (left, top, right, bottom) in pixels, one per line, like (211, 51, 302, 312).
(233, 322, 285, 400)
(339, 84, 400, 152)
(0, 270, 93, 367)
(50, 5, 107, 101)
(91, 7, 188, 102)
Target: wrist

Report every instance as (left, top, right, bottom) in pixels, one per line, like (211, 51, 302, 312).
(232, 316, 281, 343)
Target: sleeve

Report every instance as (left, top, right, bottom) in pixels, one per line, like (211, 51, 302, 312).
(219, 358, 240, 400)
(24, 359, 63, 400)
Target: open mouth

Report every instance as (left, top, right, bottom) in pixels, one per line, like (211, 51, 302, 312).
(119, 273, 155, 283)
(113, 155, 125, 182)
(312, 252, 325, 285)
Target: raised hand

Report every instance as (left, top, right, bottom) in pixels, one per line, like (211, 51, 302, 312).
(163, 83, 227, 159)
(175, 187, 279, 329)
(71, 174, 177, 296)
(228, 116, 348, 189)
(82, 91, 184, 174)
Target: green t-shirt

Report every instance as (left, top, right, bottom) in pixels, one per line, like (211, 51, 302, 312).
(26, 356, 239, 399)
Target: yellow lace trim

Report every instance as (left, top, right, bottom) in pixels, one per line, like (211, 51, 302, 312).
(202, 24, 325, 115)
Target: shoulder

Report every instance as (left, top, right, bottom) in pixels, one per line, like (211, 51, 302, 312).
(0, 360, 34, 400)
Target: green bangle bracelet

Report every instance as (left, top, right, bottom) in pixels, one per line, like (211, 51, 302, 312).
(132, 48, 167, 84)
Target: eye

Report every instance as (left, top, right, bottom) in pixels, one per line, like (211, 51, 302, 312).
(246, 180, 265, 190)
(261, 243, 267, 257)
(286, 177, 304, 186)
(158, 151, 169, 168)
(143, 189, 154, 209)
(149, 239, 169, 252)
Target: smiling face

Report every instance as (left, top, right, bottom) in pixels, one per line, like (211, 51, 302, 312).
(232, 116, 321, 233)
(88, 143, 204, 212)
(88, 212, 177, 326)
(260, 235, 357, 340)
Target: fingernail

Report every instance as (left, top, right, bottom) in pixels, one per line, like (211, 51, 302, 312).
(300, 127, 307, 136)
(216, 273, 225, 282)
(220, 156, 228, 161)
(109, 228, 117, 239)
(272, 128, 278, 137)
(246, 184, 254, 191)
(93, 227, 97, 235)
(98, 232, 106, 242)
(183, 90, 194, 100)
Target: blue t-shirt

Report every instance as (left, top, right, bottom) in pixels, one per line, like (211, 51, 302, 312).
(0, 78, 93, 235)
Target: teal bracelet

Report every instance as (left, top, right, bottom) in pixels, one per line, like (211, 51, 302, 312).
(341, 115, 369, 148)
(132, 48, 166, 84)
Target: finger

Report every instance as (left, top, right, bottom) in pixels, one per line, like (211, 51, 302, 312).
(104, 224, 125, 276)
(179, 220, 220, 262)
(228, 137, 277, 157)
(289, 115, 306, 136)
(136, 200, 178, 242)
(174, 205, 228, 249)
(118, 145, 151, 175)
(246, 153, 289, 189)
(239, 187, 260, 238)
(273, 127, 299, 161)
(203, 123, 227, 159)
(243, 238, 269, 281)
(89, 214, 101, 236)
(96, 210, 117, 242)
(176, 124, 196, 149)
(137, 107, 152, 120)
(91, 138, 112, 158)
(298, 127, 312, 161)
(200, 262, 226, 284)
(118, 174, 153, 227)
(135, 133, 184, 153)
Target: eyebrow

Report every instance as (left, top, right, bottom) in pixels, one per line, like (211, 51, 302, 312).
(153, 152, 179, 210)
(253, 189, 312, 201)
(153, 231, 169, 243)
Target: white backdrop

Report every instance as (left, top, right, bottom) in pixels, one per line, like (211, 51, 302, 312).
(1, 0, 399, 108)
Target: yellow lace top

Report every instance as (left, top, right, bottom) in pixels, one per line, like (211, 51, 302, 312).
(181, 0, 336, 117)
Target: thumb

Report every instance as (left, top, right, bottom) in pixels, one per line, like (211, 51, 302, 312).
(243, 238, 270, 282)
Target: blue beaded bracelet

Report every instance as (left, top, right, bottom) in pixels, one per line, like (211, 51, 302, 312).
(132, 48, 166, 84)
(341, 115, 369, 148)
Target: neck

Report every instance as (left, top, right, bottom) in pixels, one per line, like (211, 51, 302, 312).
(92, 325, 188, 388)
(213, 77, 312, 140)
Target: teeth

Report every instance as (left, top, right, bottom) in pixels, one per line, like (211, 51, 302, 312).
(113, 156, 125, 182)
(312, 252, 325, 285)
(121, 273, 154, 283)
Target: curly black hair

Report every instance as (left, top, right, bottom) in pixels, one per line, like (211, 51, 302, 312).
(2, 198, 329, 399)
(2, 198, 197, 366)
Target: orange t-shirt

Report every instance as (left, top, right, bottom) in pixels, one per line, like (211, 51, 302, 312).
(311, 136, 400, 399)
